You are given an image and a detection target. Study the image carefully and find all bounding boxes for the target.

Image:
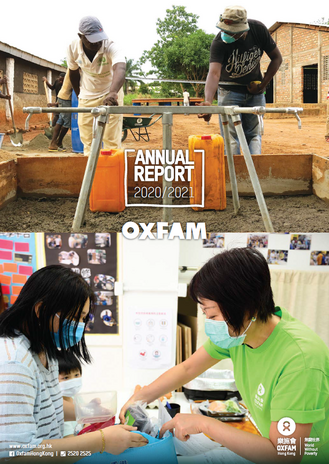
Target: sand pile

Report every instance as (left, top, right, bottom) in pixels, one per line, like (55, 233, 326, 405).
(0, 150, 17, 162)
(27, 133, 72, 150)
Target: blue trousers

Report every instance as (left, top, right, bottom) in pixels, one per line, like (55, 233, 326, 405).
(218, 88, 266, 155)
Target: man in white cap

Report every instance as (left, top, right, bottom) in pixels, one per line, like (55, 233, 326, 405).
(67, 16, 126, 156)
(198, 6, 282, 154)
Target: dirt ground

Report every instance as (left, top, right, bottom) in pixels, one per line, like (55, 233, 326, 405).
(1, 113, 329, 158)
(0, 195, 327, 233)
(0, 114, 328, 233)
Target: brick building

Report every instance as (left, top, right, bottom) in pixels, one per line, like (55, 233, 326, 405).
(261, 22, 329, 105)
(0, 41, 65, 127)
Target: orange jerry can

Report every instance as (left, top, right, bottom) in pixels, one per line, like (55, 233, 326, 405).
(188, 134, 226, 211)
(89, 149, 126, 212)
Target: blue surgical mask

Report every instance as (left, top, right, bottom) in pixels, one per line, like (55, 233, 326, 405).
(221, 31, 237, 44)
(52, 316, 85, 349)
(205, 317, 255, 349)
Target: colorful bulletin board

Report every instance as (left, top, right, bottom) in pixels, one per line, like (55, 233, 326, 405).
(0, 233, 37, 309)
(44, 233, 118, 335)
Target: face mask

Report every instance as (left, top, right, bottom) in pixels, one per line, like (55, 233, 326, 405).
(221, 31, 237, 44)
(205, 317, 256, 349)
(59, 377, 82, 397)
(52, 316, 85, 349)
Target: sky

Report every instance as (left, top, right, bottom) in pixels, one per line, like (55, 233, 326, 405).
(1, 0, 327, 70)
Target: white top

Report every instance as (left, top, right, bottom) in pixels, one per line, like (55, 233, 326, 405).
(183, 91, 190, 103)
(0, 334, 64, 458)
(67, 38, 125, 99)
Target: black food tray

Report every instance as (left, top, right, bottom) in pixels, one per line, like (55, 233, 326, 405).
(183, 387, 241, 402)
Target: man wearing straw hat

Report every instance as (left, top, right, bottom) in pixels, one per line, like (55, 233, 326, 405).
(67, 16, 126, 156)
(199, 6, 282, 154)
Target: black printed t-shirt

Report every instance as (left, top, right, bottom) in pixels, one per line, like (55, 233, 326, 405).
(210, 19, 277, 93)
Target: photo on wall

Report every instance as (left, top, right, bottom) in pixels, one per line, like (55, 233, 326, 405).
(44, 233, 118, 334)
(247, 234, 269, 249)
(203, 233, 225, 248)
(46, 234, 62, 249)
(290, 234, 312, 250)
(310, 251, 329, 266)
(68, 234, 89, 249)
(267, 250, 288, 265)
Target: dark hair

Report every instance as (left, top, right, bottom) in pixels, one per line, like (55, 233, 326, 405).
(57, 350, 82, 375)
(59, 72, 66, 78)
(0, 265, 95, 362)
(189, 247, 275, 333)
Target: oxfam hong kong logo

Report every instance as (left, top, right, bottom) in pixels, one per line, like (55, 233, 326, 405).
(257, 383, 265, 396)
(277, 417, 296, 436)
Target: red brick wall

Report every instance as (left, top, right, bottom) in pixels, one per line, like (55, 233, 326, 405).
(261, 24, 329, 104)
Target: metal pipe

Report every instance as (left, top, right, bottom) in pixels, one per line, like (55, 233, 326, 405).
(72, 112, 107, 231)
(294, 111, 302, 129)
(22, 104, 303, 231)
(231, 114, 274, 232)
(258, 115, 264, 135)
(162, 112, 173, 224)
(23, 105, 303, 116)
(220, 114, 240, 214)
(25, 113, 32, 131)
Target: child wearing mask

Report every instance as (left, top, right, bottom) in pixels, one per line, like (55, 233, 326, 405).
(57, 351, 82, 437)
(0, 265, 147, 458)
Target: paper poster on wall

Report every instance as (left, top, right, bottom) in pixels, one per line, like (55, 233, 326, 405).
(44, 233, 118, 335)
(129, 308, 173, 369)
(0, 233, 37, 309)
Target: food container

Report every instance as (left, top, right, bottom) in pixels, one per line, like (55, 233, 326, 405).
(74, 390, 117, 424)
(183, 369, 241, 401)
(199, 398, 247, 422)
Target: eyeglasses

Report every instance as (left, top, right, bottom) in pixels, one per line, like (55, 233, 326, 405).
(219, 14, 244, 25)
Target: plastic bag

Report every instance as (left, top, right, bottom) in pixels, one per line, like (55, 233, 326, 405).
(125, 402, 154, 435)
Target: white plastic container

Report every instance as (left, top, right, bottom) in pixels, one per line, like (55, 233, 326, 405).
(74, 390, 117, 424)
(183, 369, 240, 401)
(184, 369, 237, 392)
(0, 133, 4, 149)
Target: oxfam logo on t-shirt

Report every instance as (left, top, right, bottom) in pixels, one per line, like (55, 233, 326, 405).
(257, 383, 265, 396)
(254, 383, 265, 410)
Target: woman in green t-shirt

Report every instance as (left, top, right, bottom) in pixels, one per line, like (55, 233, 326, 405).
(120, 247, 329, 463)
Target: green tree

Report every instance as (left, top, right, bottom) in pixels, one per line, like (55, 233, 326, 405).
(165, 29, 214, 96)
(141, 6, 199, 76)
(314, 17, 329, 25)
(139, 83, 149, 95)
(140, 6, 214, 97)
(60, 58, 68, 68)
(124, 57, 144, 93)
(156, 5, 199, 40)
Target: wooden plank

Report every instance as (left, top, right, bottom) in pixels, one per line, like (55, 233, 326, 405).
(178, 322, 192, 361)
